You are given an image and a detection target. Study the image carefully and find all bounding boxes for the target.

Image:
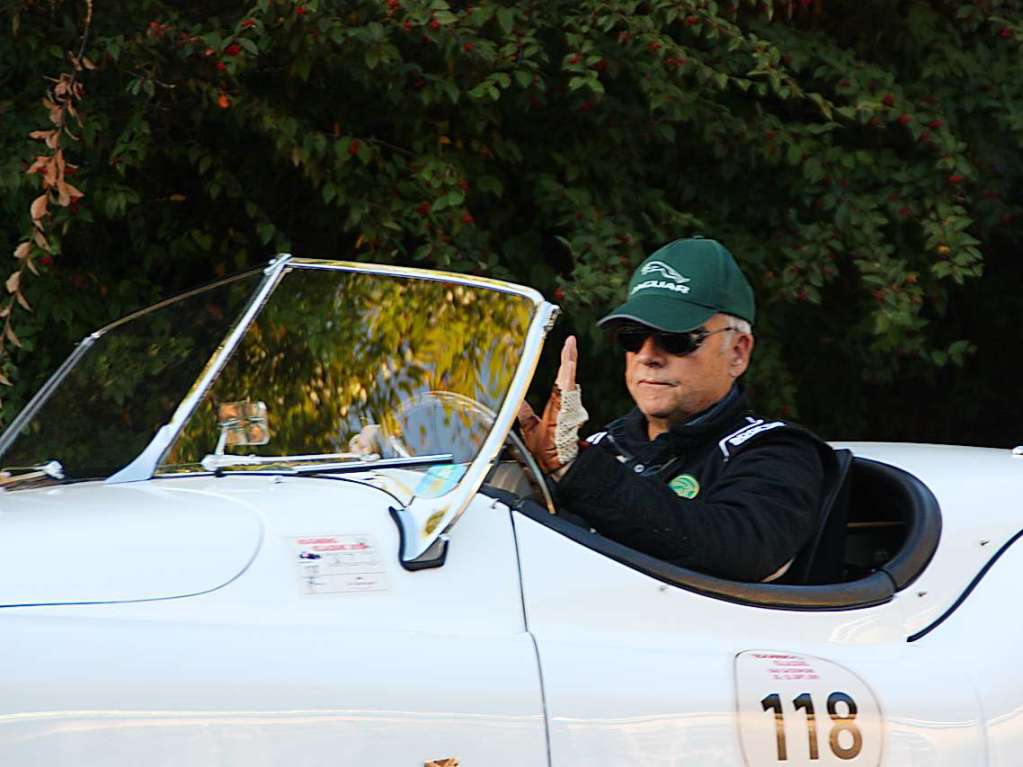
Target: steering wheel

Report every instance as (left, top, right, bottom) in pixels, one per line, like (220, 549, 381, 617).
(383, 390, 495, 464)
(381, 390, 556, 514)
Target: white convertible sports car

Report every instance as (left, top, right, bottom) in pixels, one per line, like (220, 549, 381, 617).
(0, 258, 1020, 766)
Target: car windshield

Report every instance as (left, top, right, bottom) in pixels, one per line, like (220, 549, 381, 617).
(160, 267, 535, 474)
(0, 263, 538, 483)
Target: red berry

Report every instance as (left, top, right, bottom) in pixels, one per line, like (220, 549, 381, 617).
(241, 18, 257, 28)
(648, 41, 662, 52)
(216, 61, 226, 71)
(403, 19, 413, 30)
(387, 0, 399, 8)
(429, 18, 440, 30)
(40, 255, 54, 267)
(463, 42, 474, 52)
(225, 43, 242, 56)
(882, 94, 895, 107)
(569, 54, 581, 65)
(295, 6, 307, 16)
(896, 113, 912, 125)
(416, 202, 430, 216)
(462, 213, 474, 224)
(553, 287, 565, 301)
(458, 179, 470, 191)
(685, 15, 700, 26)
(998, 27, 1013, 39)
(927, 119, 944, 129)
(918, 130, 931, 143)
(946, 174, 964, 186)
(348, 139, 361, 157)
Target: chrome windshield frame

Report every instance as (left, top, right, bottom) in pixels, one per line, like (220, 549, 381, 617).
(108, 257, 553, 492)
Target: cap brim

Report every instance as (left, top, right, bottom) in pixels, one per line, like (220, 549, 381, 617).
(598, 294, 717, 333)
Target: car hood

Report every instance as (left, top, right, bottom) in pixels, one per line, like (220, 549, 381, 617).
(0, 478, 270, 607)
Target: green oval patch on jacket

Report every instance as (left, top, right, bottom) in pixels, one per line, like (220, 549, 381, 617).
(669, 473, 700, 499)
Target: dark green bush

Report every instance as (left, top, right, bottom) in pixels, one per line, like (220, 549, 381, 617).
(2, 0, 1020, 442)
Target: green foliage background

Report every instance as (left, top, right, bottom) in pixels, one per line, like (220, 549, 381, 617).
(1, 0, 1021, 444)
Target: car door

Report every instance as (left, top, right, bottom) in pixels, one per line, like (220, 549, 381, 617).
(511, 508, 989, 767)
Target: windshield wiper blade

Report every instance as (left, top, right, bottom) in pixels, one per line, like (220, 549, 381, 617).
(201, 451, 366, 471)
(0, 460, 65, 488)
(199, 452, 453, 473)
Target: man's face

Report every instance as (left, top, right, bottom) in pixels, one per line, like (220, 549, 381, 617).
(624, 313, 753, 434)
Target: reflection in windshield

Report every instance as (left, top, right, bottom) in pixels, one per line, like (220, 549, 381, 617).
(161, 269, 534, 472)
(0, 272, 261, 480)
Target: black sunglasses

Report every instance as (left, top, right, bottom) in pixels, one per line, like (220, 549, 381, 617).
(614, 325, 740, 356)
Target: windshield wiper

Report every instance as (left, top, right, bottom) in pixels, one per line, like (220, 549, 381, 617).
(0, 460, 66, 489)
(199, 452, 453, 473)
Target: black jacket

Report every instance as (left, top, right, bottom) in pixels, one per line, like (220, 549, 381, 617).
(554, 389, 830, 582)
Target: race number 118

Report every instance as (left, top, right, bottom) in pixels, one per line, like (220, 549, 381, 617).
(761, 692, 862, 761)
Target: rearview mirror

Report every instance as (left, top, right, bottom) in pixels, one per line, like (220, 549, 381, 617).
(215, 401, 269, 454)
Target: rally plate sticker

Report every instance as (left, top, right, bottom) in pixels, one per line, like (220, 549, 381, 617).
(292, 534, 389, 595)
(735, 650, 882, 766)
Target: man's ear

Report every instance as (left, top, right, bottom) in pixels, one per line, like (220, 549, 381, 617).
(730, 333, 754, 378)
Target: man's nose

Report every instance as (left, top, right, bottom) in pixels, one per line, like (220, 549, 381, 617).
(635, 335, 665, 364)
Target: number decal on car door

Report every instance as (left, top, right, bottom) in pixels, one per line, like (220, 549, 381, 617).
(736, 651, 882, 766)
(761, 691, 862, 761)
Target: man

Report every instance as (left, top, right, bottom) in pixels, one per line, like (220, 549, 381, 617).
(518, 237, 832, 583)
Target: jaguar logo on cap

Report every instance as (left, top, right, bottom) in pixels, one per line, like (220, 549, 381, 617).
(632, 260, 692, 295)
(641, 260, 689, 283)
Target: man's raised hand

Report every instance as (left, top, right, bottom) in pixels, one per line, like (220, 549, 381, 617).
(517, 335, 588, 476)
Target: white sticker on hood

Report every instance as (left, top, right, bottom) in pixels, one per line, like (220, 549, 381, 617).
(292, 534, 389, 595)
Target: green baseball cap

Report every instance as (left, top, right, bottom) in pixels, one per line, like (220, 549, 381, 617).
(598, 237, 755, 332)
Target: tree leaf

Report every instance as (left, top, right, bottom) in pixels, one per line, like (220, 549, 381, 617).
(30, 194, 48, 222)
(496, 7, 514, 34)
(5, 323, 21, 348)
